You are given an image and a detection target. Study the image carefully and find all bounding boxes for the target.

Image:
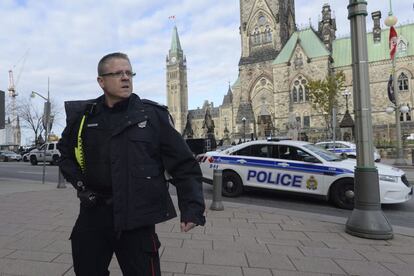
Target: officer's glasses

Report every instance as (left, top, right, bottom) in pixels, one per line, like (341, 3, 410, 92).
(100, 70, 136, 78)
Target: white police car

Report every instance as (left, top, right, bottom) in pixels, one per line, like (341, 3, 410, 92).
(315, 141, 381, 162)
(198, 139, 412, 209)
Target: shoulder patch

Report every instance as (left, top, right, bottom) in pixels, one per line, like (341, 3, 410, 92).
(141, 99, 168, 111)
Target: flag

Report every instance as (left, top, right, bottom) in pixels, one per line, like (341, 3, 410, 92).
(168, 15, 176, 19)
(389, 26, 398, 60)
(387, 74, 396, 105)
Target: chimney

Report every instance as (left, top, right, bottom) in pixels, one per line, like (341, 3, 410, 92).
(371, 11, 382, 43)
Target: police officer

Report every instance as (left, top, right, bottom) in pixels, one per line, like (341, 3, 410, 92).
(58, 52, 205, 276)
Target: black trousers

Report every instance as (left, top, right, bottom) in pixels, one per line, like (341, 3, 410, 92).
(70, 203, 161, 276)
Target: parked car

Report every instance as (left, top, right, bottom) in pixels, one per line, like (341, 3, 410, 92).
(0, 150, 22, 162)
(197, 139, 412, 209)
(315, 141, 381, 162)
(21, 146, 37, 162)
(29, 142, 61, 165)
(22, 152, 31, 162)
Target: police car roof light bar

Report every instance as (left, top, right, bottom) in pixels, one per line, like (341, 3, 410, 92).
(266, 137, 292, 142)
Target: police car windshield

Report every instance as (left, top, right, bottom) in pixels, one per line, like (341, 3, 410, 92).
(303, 144, 342, 161)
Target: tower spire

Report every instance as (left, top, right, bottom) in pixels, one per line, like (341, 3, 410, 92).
(166, 25, 188, 134)
(170, 26, 183, 55)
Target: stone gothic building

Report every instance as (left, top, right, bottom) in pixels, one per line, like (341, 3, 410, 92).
(166, 0, 414, 144)
(0, 116, 21, 148)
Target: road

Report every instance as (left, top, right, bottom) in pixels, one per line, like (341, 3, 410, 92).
(1, 161, 414, 228)
(0, 161, 60, 183)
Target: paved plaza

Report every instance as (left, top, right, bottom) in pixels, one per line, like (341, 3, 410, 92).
(0, 175, 414, 276)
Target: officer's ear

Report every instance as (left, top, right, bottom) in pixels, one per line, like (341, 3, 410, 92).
(97, 76, 105, 90)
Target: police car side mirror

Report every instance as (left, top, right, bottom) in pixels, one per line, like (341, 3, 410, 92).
(303, 156, 320, 163)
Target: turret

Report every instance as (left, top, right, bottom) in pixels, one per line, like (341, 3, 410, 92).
(318, 4, 336, 51)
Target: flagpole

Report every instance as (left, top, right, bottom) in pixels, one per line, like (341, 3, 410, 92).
(385, 1, 406, 165)
(392, 54, 406, 164)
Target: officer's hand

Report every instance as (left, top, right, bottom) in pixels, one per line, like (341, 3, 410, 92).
(180, 222, 196, 232)
(77, 190, 97, 208)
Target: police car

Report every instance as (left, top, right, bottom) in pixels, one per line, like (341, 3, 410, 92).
(197, 139, 412, 209)
(315, 141, 381, 162)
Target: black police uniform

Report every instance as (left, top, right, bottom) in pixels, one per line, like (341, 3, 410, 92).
(58, 93, 205, 276)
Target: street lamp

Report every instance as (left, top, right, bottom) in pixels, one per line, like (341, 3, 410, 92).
(384, 1, 405, 165)
(386, 104, 410, 115)
(386, 104, 410, 145)
(31, 79, 51, 184)
(242, 117, 246, 143)
(345, 0, 393, 240)
(342, 89, 351, 112)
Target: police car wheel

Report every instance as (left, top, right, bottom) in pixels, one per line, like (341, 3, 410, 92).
(222, 171, 243, 197)
(331, 180, 354, 210)
(30, 156, 38, 165)
(51, 155, 59, 165)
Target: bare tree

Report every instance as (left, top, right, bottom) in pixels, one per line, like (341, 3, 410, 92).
(16, 98, 60, 145)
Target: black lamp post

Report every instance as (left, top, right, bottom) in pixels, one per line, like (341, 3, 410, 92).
(31, 80, 50, 185)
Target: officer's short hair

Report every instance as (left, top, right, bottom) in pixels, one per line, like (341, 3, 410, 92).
(97, 52, 131, 76)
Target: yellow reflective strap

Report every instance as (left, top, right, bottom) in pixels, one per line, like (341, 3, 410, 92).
(74, 115, 86, 172)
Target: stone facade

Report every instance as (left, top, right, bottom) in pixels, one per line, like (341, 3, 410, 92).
(167, 0, 414, 144)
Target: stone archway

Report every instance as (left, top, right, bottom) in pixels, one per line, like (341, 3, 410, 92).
(249, 76, 274, 138)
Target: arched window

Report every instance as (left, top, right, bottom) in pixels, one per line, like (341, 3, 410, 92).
(305, 87, 310, 101)
(303, 115, 310, 128)
(250, 14, 273, 48)
(295, 115, 301, 127)
(251, 27, 260, 45)
(299, 86, 304, 102)
(398, 72, 409, 91)
(292, 87, 298, 102)
(291, 76, 308, 103)
(264, 25, 272, 43)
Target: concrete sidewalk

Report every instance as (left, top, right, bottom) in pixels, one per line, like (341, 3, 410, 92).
(0, 182, 413, 275)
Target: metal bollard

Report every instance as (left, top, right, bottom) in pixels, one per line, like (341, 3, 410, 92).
(210, 169, 224, 211)
(57, 168, 67, 189)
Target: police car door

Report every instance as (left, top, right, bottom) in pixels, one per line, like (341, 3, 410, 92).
(234, 144, 275, 189)
(270, 145, 325, 195)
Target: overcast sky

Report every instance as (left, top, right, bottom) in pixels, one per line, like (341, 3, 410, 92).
(1, 0, 412, 144)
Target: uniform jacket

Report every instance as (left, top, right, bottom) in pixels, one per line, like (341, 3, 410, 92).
(58, 93, 206, 231)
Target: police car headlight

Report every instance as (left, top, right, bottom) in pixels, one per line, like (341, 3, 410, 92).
(379, 174, 398, 183)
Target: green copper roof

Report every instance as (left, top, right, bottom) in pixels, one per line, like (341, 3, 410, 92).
(273, 28, 330, 65)
(170, 26, 182, 54)
(332, 23, 414, 68)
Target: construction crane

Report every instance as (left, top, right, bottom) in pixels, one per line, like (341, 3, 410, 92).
(7, 69, 18, 126)
(8, 49, 29, 98)
(7, 69, 20, 146)
(8, 69, 17, 98)
(7, 49, 29, 146)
